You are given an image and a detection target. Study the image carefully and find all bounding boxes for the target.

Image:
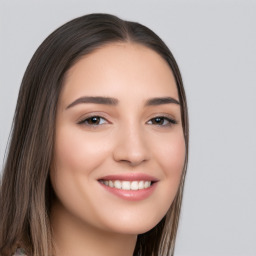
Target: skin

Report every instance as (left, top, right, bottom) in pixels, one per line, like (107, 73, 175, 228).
(50, 42, 186, 256)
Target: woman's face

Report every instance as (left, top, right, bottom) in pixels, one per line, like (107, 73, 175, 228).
(50, 43, 185, 235)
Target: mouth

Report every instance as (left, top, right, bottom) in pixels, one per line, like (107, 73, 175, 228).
(99, 180, 155, 190)
(97, 173, 158, 201)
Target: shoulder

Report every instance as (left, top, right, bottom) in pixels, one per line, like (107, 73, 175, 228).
(12, 248, 27, 256)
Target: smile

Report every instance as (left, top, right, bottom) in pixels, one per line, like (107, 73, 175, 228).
(99, 180, 152, 190)
(98, 173, 158, 201)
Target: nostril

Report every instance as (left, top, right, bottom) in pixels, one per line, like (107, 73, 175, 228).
(112, 133, 150, 166)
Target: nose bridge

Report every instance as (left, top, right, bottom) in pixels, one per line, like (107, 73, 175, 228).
(113, 118, 150, 166)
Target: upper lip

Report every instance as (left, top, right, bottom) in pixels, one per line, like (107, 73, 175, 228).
(98, 173, 159, 182)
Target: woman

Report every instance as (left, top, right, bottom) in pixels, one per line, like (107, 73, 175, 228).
(0, 13, 189, 256)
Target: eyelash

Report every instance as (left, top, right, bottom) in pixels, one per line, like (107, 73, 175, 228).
(78, 116, 108, 126)
(147, 116, 177, 126)
(78, 115, 177, 127)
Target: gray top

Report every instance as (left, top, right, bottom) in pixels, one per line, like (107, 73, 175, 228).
(12, 248, 27, 256)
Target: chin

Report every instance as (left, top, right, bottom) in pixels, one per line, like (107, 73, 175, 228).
(101, 211, 166, 236)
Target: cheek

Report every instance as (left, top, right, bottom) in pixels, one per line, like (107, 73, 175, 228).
(152, 130, 186, 204)
(154, 131, 186, 177)
(50, 126, 113, 228)
(53, 126, 110, 175)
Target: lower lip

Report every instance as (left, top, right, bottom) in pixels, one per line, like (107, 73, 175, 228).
(99, 182, 157, 201)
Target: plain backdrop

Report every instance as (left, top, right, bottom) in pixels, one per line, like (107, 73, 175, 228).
(0, 1, 255, 256)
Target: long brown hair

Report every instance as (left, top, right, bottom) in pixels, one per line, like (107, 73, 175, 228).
(0, 13, 189, 256)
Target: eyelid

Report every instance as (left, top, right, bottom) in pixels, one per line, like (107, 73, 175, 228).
(76, 112, 178, 127)
(78, 116, 108, 125)
(77, 112, 111, 126)
(146, 114, 178, 126)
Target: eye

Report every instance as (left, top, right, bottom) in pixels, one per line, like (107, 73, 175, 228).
(78, 116, 108, 126)
(147, 116, 177, 126)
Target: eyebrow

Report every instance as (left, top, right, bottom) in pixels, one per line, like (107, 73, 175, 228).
(145, 97, 180, 106)
(66, 96, 118, 109)
(66, 96, 180, 109)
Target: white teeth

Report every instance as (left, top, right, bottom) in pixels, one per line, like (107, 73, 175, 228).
(114, 180, 122, 189)
(130, 181, 139, 190)
(145, 181, 151, 188)
(122, 181, 130, 190)
(101, 180, 152, 190)
(109, 180, 114, 187)
(138, 181, 144, 189)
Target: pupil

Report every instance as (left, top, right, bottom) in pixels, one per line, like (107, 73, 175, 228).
(155, 117, 163, 124)
(90, 117, 99, 124)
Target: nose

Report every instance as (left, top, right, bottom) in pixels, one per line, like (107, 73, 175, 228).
(113, 123, 150, 167)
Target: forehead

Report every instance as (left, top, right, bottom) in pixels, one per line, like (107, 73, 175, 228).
(60, 42, 178, 105)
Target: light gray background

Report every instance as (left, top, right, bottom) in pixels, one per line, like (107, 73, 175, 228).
(0, 1, 255, 255)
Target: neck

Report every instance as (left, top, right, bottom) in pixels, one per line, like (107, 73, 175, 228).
(50, 200, 137, 256)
